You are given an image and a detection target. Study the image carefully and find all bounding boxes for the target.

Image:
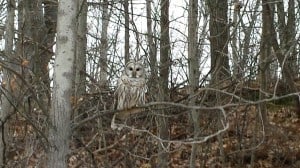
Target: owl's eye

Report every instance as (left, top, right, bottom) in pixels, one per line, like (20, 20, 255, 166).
(136, 68, 140, 71)
(129, 67, 133, 71)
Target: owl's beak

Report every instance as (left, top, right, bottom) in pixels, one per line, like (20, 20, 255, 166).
(132, 71, 136, 78)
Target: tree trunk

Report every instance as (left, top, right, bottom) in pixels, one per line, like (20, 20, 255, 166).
(0, 0, 15, 166)
(146, 0, 158, 102)
(124, 0, 130, 63)
(231, 0, 240, 78)
(42, 0, 58, 107)
(74, 0, 87, 119)
(188, 0, 199, 167)
(21, 1, 50, 163)
(241, 0, 260, 80)
(260, 0, 273, 126)
(267, 0, 299, 117)
(158, 0, 170, 167)
(207, 0, 229, 165)
(286, 0, 297, 76)
(47, 0, 78, 167)
(99, 0, 110, 87)
(276, 0, 297, 90)
(22, 0, 46, 82)
(207, 0, 230, 85)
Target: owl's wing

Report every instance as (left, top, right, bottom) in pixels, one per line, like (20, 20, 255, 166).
(112, 92, 118, 110)
(112, 77, 122, 110)
(111, 77, 123, 130)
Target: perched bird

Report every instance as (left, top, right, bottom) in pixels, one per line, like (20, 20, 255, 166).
(111, 60, 147, 129)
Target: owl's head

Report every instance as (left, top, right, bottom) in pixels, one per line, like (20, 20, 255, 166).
(124, 60, 145, 78)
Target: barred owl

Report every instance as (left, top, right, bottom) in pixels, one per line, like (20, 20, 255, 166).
(113, 60, 147, 119)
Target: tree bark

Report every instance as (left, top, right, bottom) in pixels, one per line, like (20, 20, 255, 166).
(188, 0, 199, 167)
(124, 0, 130, 63)
(276, 0, 297, 89)
(206, 0, 229, 165)
(42, 0, 58, 106)
(47, 0, 78, 167)
(0, 0, 15, 166)
(146, 0, 158, 102)
(260, 0, 273, 126)
(241, 0, 260, 79)
(22, 0, 46, 82)
(268, 0, 299, 117)
(207, 0, 230, 85)
(285, 0, 297, 74)
(158, 0, 170, 167)
(231, 0, 240, 78)
(74, 0, 87, 119)
(99, 0, 110, 87)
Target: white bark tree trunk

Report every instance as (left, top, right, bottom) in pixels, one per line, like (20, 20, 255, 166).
(47, 0, 78, 167)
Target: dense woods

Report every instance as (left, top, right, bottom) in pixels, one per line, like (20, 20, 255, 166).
(0, 0, 300, 167)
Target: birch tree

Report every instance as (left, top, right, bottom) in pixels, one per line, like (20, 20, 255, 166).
(47, 0, 78, 167)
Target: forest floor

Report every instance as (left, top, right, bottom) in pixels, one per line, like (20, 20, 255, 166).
(5, 101, 300, 168)
(69, 102, 300, 168)
(70, 103, 300, 168)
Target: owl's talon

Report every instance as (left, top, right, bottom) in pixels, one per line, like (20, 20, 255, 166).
(111, 114, 124, 130)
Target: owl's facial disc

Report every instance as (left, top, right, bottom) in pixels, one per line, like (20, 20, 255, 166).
(125, 62, 144, 78)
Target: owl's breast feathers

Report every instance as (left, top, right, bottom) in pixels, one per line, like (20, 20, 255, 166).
(114, 74, 147, 113)
(120, 75, 146, 87)
(112, 63, 147, 122)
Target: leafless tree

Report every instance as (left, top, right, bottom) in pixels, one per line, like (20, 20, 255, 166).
(207, 0, 230, 85)
(47, 0, 78, 167)
(157, 0, 170, 167)
(99, 0, 110, 87)
(0, 0, 15, 166)
(187, 0, 200, 167)
(124, 0, 130, 63)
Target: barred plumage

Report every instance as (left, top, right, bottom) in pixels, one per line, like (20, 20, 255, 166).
(111, 60, 147, 129)
(115, 60, 147, 111)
